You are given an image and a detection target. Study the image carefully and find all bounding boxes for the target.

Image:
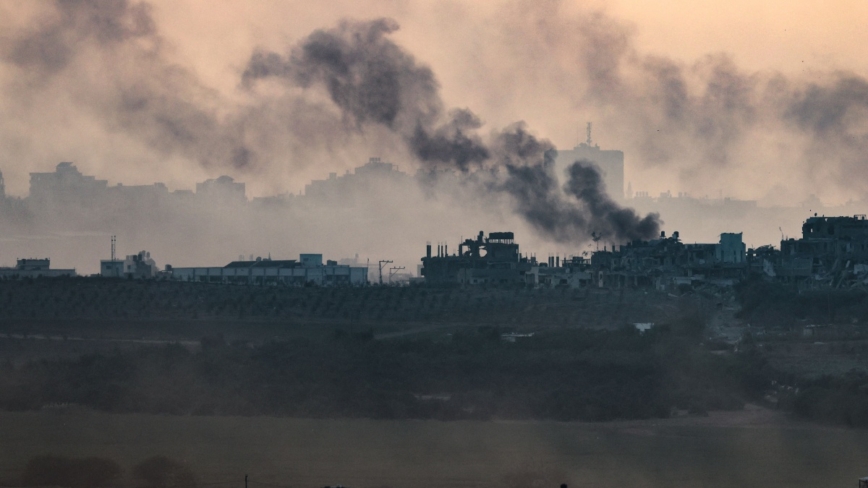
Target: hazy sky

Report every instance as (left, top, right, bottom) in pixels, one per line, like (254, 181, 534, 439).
(2, 0, 868, 204)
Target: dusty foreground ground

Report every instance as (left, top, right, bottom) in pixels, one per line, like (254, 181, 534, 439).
(0, 406, 865, 488)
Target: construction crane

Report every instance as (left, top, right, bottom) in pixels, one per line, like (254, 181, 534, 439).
(378, 260, 393, 285)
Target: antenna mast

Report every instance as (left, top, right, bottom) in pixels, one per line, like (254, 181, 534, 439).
(378, 260, 393, 285)
(586, 122, 593, 145)
(389, 266, 405, 284)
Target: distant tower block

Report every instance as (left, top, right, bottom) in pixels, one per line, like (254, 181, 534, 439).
(556, 122, 625, 200)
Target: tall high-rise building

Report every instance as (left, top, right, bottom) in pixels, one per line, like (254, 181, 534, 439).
(554, 123, 625, 200)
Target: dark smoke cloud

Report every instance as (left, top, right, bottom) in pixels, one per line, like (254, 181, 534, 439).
(243, 18, 490, 170)
(0, 0, 356, 178)
(4, 0, 157, 77)
(244, 18, 659, 243)
(12, 1, 868, 238)
(563, 161, 660, 241)
(492, 123, 660, 243)
(500, 161, 660, 244)
(0, 0, 261, 170)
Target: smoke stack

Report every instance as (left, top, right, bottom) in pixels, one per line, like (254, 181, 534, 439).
(556, 256, 560, 267)
(426, 243, 431, 259)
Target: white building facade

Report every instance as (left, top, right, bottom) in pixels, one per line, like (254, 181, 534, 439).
(170, 254, 368, 286)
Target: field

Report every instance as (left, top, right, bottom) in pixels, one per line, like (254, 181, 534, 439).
(0, 408, 866, 488)
(4, 279, 868, 487)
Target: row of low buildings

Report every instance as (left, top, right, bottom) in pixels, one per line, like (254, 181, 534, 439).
(420, 215, 868, 290)
(0, 259, 75, 278)
(168, 254, 368, 286)
(419, 230, 745, 289)
(6, 214, 868, 289)
(99, 249, 369, 286)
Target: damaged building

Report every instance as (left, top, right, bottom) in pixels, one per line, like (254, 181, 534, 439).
(421, 231, 534, 286)
(772, 214, 868, 285)
(591, 231, 747, 289)
(421, 230, 747, 289)
(420, 231, 591, 288)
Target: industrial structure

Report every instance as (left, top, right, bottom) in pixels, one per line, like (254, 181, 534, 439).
(100, 250, 159, 279)
(170, 254, 368, 286)
(0, 259, 75, 278)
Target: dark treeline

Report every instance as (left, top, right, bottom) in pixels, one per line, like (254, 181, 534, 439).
(20, 454, 196, 488)
(5, 278, 868, 426)
(734, 279, 868, 427)
(0, 322, 751, 422)
(0, 278, 669, 329)
(736, 280, 868, 327)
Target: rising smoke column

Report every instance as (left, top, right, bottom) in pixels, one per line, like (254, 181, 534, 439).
(243, 18, 660, 243)
(243, 18, 491, 171)
(491, 122, 660, 243)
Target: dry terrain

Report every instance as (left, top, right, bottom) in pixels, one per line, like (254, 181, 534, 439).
(0, 407, 866, 488)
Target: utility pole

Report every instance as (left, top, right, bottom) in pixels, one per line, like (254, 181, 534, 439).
(389, 266, 405, 284)
(378, 260, 392, 285)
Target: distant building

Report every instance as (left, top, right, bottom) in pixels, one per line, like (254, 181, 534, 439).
(554, 124, 624, 200)
(29, 162, 108, 204)
(421, 231, 536, 285)
(100, 251, 159, 279)
(170, 254, 368, 286)
(716, 233, 746, 264)
(196, 175, 246, 202)
(776, 214, 868, 281)
(100, 260, 124, 278)
(591, 231, 747, 288)
(107, 182, 170, 205)
(303, 157, 410, 205)
(0, 258, 75, 278)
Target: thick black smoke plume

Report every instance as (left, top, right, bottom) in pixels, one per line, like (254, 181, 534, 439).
(244, 19, 660, 243)
(491, 123, 660, 243)
(243, 18, 491, 171)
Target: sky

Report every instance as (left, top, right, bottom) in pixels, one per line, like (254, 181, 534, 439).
(2, 0, 868, 205)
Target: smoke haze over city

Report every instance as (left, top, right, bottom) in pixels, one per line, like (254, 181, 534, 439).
(1, 0, 868, 273)
(7, 4, 868, 487)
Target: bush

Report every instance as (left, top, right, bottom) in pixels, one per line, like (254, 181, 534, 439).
(21, 455, 121, 488)
(132, 456, 198, 488)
